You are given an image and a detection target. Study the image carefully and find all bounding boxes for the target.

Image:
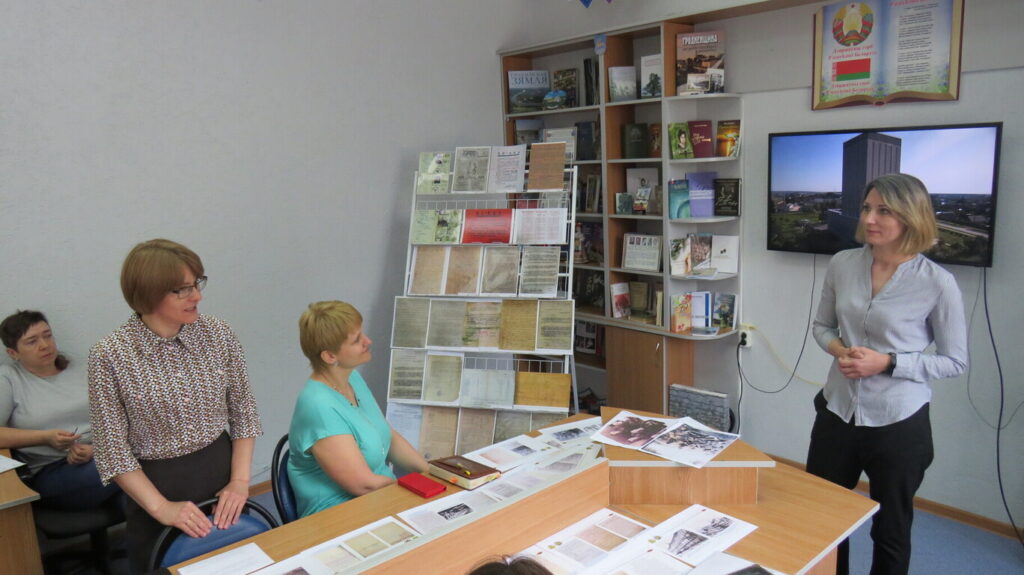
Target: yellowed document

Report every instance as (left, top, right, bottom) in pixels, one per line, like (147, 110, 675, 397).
(499, 299, 538, 351)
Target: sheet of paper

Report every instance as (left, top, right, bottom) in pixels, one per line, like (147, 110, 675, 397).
(480, 246, 521, 296)
(688, 551, 782, 574)
(421, 353, 463, 403)
(513, 372, 570, 408)
(388, 348, 426, 400)
(462, 301, 501, 348)
(459, 368, 515, 408)
(0, 454, 25, 474)
(392, 297, 430, 348)
(455, 408, 497, 455)
(517, 246, 561, 298)
(463, 434, 551, 472)
(536, 417, 601, 447)
(648, 504, 758, 567)
(513, 208, 568, 245)
(499, 299, 538, 351)
(487, 145, 527, 194)
(426, 299, 468, 348)
(493, 410, 533, 443)
(591, 410, 678, 449)
(178, 542, 273, 575)
(408, 246, 447, 295)
(526, 142, 566, 192)
(444, 246, 483, 295)
(386, 403, 423, 451)
(418, 406, 459, 460)
(639, 419, 740, 469)
(397, 490, 499, 535)
(536, 299, 573, 352)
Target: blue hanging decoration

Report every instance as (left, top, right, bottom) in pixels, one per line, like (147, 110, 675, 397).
(579, 0, 593, 6)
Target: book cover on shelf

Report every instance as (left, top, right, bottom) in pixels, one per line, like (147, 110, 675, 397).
(552, 68, 578, 108)
(632, 186, 650, 214)
(608, 66, 637, 102)
(675, 30, 726, 95)
(648, 184, 663, 216)
(416, 151, 452, 195)
(574, 320, 598, 354)
(583, 174, 602, 213)
(713, 292, 737, 331)
(615, 193, 633, 215)
(621, 123, 648, 159)
(669, 236, 691, 276)
(462, 209, 513, 244)
(690, 290, 718, 335)
(671, 293, 692, 333)
(713, 178, 741, 217)
(688, 120, 714, 158)
(668, 122, 694, 159)
(579, 221, 604, 265)
(686, 171, 717, 217)
(451, 146, 491, 193)
(668, 179, 690, 219)
(508, 70, 550, 113)
(542, 127, 577, 163)
(610, 282, 631, 318)
(648, 123, 662, 158)
(583, 57, 600, 106)
(573, 222, 588, 264)
(688, 232, 715, 275)
(628, 281, 650, 314)
(575, 269, 605, 311)
(514, 118, 544, 146)
(711, 234, 739, 275)
(639, 53, 663, 98)
(486, 145, 526, 194)
(715, 119, 741, 157)
(428, 455, 501, 490)
(575, 121, 598, 161)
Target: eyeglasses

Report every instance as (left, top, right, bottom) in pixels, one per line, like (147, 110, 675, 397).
(170, 276, 208, 299)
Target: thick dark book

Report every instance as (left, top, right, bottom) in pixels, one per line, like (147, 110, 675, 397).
(688, 120, 714, 158)
(428, 456, 501, 490)
(583, 58, 599, 106)
(713, 178, 741, 216)
(622, 123, 649, 159)
(576, 121, 598, 161)
(553, 68, 578, 108)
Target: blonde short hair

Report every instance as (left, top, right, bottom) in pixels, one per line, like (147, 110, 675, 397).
(120, 239, 205, 314)
(855, 173, 937, 255)
(299, 301, 363, 371)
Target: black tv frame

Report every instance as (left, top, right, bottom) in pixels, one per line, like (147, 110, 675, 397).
(767, 122, 1002, 268)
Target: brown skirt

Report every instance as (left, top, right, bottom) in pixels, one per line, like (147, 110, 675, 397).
(125, 432, 232, 573)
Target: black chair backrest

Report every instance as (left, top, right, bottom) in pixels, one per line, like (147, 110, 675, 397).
(271, 433, 298, 523)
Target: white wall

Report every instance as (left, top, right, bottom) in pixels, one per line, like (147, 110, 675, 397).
(0, 0, 526, 482)
(506, 0, 1024, 524)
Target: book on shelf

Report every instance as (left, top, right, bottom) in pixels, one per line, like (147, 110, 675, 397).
(583, 57, 600, 106)
(583, 174, 602, 213)
(575, 121, 599, 161)
(574, 268, 605, 311)
(675, 30, 726, 95)
(621, 233, 662, 272)
(428, 455, 501, 490)
(647, 184, 663, 216)
(711, 234, 739, 275)
(526, 142, 566, 192)
(542, 127, 577, 164)
(713, 178, 741, 217)
(639, 53, 663, 98)
(508, 70, 550, 113)
(621, 123, 648, 159)
(625, 167, 658, 201)
(690, 290, 718, 336)
(668, 179, 690, 219)
(486, 145, 526, 194)
(462, 209, 513, 244)
(628, 281, 649, 315)
(615, 192, 633, 215)
(653, 287, 664, 327)
(671, 293, 692, 333)
(608, 66, 637, 102)
(610, 282, 631, 319)
(515, 118, 544, 146)
(631, 186, 650, 214)
(687, 120, 714, 158)
(715, 119, 741, 157)
(688, 232, 715, 276)
(669, 236, 691, 277)
(574, 320, 598, 354)
(713, 292, 737, 331)
(668, 122, 694, 159)
(686, 171, 717, 217)
(411, 209, 464, 244)
(578, 221, 604, 265)
(451, 146, 491, 193)
(416, 151, 452, 195)
(552, 68, 578, 108)
(648, 123, 662, 159)
(573, 222, 587, 264)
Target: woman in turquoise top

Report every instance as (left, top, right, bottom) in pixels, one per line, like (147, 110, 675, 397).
(288, 301, 428, 517)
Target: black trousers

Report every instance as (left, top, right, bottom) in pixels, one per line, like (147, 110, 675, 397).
(125, 432, 232, 573)
(806, 391, 933, 575)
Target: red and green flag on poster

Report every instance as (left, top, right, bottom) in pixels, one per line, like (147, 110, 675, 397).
(833, 58, 871, 81)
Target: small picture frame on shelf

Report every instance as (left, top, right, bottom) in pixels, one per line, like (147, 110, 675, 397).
(615, 193, 634, 215)
(621, 233, 662, 272)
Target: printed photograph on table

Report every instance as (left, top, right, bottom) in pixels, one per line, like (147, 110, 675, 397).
(591, 410, 674, 449)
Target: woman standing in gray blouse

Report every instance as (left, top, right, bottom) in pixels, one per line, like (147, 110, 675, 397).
(807, 174, 968, 575)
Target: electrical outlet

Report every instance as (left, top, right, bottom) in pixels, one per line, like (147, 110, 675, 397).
(739, 324, 754, 348)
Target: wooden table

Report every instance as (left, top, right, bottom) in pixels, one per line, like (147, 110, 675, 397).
(0, 449, 43, 575)
(173, 415, 877, 574)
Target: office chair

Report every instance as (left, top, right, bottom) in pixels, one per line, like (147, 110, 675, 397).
(33, 497, 126, 575)
(271, 433, 299, 523)
(147, 497, 278, 571)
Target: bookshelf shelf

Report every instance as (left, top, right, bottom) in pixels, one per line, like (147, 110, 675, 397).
(668, 215, 738, 224)
(607, 158, 661, 164)
(506, 105, 601, 120)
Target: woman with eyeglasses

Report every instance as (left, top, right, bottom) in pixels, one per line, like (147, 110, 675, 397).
(1, 310, 122, 510)
(88, 238, 262, 572)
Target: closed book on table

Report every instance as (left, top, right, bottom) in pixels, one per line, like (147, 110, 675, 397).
(428, 455, 501, 490)
(398, 473, 447, 498)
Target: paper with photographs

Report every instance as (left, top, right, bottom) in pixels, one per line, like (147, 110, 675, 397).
(688, 552, 782, 575)
(178, 542, 272, 575)
(386, 403, 422, 451)
(445, 246, 483, 295)
(536, 417, 601, 448)
(408, 245, 447, 295)
(536, 299, 573, 352)
(640, 417, 739, 469)
(418, 406, 458, 460)
(487, 145, 527, 194)
(459, 368, 515, 409)
(480, 246, 521, 296)
(462, 301, 501, 348)
(416, 151, 452, 196)
(421, 352, 462, 403)
(513, 208, 568, 245)
(463, 433, 551, 472)
(262, 516, 420, 575)
(499, 299, 538, 351)
(397, 489, 500, 535)
(648, 505, 757, 567)
(455, 408, 497, 455)
(388, 349, 426, 400)
(392, 297, 429, 348)
(426, 300, 468, 348)
(530, 443, 602, 477)
(451, 146, 491, 193)
(590, 410, 677, 449)
(411, 209, 464, 244)
(517, 246, 561, 298)
(601, 548, 694, 575)
(521, 508, 651, 574)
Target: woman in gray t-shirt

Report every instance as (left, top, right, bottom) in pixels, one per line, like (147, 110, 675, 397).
(0, 310, 122, 510)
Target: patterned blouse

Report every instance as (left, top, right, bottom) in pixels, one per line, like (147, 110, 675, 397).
(88, 313, 262, 484)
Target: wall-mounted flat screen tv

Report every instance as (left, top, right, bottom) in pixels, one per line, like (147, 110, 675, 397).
(767, 123, 1002, 267)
